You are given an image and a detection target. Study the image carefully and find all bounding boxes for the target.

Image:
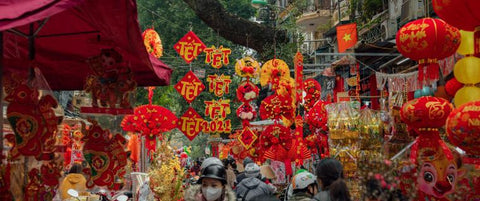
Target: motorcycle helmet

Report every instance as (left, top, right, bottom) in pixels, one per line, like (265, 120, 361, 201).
(292, 172, 317, 190)
(198, 164, 227, 184)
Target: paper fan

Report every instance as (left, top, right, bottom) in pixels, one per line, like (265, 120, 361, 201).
(260, 59, 291, 87)
(260, 94, 294, 120)
(303, 79, 321, 111)
(142, 28, 163, 58)
(235, 57, 260, 78)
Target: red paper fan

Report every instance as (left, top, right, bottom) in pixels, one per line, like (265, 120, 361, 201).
(305, 101, 328, 129)
(260, 94, 294, 120)
(259, 124, 293, 161)
(303, 79, 321, 110)
(236, 81, 259, 103)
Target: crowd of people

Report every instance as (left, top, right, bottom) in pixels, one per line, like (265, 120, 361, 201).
(184, 157, 352, 201)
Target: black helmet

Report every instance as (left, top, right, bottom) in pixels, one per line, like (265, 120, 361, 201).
(198, 164, 226, 184)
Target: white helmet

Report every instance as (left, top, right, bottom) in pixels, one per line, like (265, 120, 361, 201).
(292, 172, 317, 190)
(244, 163, 261, 178)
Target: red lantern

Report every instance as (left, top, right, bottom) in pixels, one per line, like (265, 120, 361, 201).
(396, 18, 460, 83)
(400, 96, 453, 129)
(445, 77, 464, 97)
(446, 100, 480, 157)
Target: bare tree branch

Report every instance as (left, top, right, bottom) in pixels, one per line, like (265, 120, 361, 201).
(182, 0, 288, 54)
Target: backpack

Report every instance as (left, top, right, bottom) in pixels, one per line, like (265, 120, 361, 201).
(237, 182, 258, 201)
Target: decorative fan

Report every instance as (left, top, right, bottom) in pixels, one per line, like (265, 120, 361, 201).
(303, 79, 321, 111)
(236, 81, 259, 103)
(305, 101, 328, 130)
(260, 59, 291, 88)
(235, 57, 260, 78)
(142, 28, 163, 58)
(260, 94, 294, 120)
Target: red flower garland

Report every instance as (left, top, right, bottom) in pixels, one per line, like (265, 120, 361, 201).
(236, 81, 259, 103)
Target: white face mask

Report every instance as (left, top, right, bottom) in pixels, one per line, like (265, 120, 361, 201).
(202, 187, 223, 201)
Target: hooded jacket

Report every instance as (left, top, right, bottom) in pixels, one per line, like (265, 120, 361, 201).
(235, 177, 273, 201)
(184, 184, 236, 201)
(289, 192, 313, 201)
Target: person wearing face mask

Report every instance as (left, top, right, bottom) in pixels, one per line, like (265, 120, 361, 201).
(184, 163, 236, 201)
(289, 172, 318, 201)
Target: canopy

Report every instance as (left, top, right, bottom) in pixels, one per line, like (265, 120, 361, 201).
(0, 0, 172, 90)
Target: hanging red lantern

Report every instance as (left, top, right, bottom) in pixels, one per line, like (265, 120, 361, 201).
(396, 18, 460, 83)
(445, 77, 464, 97)
(400, 96, 453, 130)
(433, 0, 480, 56)
(446, 100, 480, 157)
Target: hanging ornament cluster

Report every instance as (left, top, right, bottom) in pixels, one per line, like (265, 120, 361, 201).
(235, 57, 261, 149)
(121, 87, 178, 151)
(203, 40, 233, 135)
(142, 28, 163, 58)
(396, 18, 460, 85)
(81, 48, 137, 114)
(81, 120, 128, 190)
(399, 97, 463, 200)
(3, 73, 60, 160)
(451, 30, 480, 106)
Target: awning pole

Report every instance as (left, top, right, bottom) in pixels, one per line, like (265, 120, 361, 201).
(0, 31, 3, 165)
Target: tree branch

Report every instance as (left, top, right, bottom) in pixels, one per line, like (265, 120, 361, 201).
(182, 0, 288, 54)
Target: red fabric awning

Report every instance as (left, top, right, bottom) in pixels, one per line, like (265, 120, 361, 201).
(1, 0, 172, 90)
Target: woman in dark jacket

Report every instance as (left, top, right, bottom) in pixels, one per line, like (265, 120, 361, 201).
(312, 158, 351, 201)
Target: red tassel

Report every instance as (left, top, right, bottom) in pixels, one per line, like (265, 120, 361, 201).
(475, 28, 480, 57)
(418, 64, 424, 84)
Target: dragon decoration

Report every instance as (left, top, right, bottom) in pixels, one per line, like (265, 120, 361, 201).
(81, 119, 128, 190)
(3, 71, 60, 161)
(83, 48, 136, 112)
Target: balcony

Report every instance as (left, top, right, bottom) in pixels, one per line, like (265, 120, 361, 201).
(296, 0, 332, 33)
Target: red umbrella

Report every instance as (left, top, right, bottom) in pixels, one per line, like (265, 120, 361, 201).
(1, 0, 172, 90)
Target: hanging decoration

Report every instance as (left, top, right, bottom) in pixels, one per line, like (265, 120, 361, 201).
(3, 73, 60, 160)
(81, 120, 128, 189)
(174, 31, 206, 64)
(288, 116, 311, 166)
(445, 78, 464, 97)
(142, 28, 163, 58)
(260, 93, 294, 121)
(174, 70, 206, 103)
(400, 97, 463, 200)
(396, 18, 460, 84)
(452, 30, 480, 107)
(236, 81, 259, 103)
(303, 79, 322, 111)
(81, 48, 136, 114)
(237, 127, 258, 150)
(177, 107, 205, 141)
(62, 124, 84, 168)
(433, 0, 480, 56)
(446, 100, 480, 159)
(206, 74, 231, 97)
(204, 45, 232, 68)
(121, 88, 178, 152)
(260, 124, 294, 175)
(260, 59, 291, 88)
(237, 103, 257, 122)
(295, 52, 304, 104)
(203, 99, 232, 133)
(235, 57, 260, 78)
